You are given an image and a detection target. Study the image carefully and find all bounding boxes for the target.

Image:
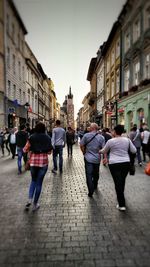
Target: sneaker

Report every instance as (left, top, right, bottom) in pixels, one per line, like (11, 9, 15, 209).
(25, 201, 32, 210)
(32, 203, 40, 212)
(88, 193, 93, 198)
(116, 204, 126, 211)
(139, 162, 142, 167)
(52, 169, 57, 174)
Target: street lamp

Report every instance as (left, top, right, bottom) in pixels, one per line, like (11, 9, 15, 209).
(24, 102, 30, 122)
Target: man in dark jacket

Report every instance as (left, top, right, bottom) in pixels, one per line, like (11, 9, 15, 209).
(16, 124, 28, 174)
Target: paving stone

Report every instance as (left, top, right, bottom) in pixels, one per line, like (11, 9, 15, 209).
(0, 145, 150, 266)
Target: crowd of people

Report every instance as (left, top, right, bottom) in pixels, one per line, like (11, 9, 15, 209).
(0, 120, 150, 212)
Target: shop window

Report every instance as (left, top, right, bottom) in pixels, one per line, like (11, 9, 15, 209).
(127, 111, 133, 130)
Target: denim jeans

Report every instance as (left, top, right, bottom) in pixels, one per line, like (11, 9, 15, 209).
(53, 145, 63, 171)
(17, 147, 27, 173)
(29, 165, 48, 204)
(109, 162, 130, 207)
(84, 159, 100, 195)
(136, 147, 142, 163)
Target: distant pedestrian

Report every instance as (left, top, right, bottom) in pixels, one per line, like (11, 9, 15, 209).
(129, 126, 142, 166)
(80, 123, 105, 197)
(100, 124, 136, 211)
(141, 127, 150, 162)
(0, 131, 5, 156)
(51, 120, 66, 174)
(23, 122, 53, 211)
(4, 127, 10, 155)
(16, 124, 28, 174)
(66, 127, 75, 157)
(8, 128, 17, 159)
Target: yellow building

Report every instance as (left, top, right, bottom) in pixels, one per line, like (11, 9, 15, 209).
(87, 58, 97, 122)
(103, 21, 121, 129)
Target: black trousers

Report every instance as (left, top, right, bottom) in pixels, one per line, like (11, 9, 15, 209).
(109, 162, 130, 207)
(67, 143, 73, 156)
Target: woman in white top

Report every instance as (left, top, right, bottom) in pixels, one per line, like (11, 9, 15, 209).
(100, 125, 136, 211)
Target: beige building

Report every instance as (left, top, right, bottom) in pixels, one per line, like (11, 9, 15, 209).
(0, 0, 5, 128)
(82, 92, 90, 130)
(87, 58, 97, 123)
(25, 42, 39, 128)
(3, 0, 28, 128)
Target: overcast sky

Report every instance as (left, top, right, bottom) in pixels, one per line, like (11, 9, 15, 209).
(14, 0, 125, 118)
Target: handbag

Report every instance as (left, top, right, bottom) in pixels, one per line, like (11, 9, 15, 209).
(128, 142, 136, 175)
(25, 160, 30, 171)
(145, 162, 150, 176)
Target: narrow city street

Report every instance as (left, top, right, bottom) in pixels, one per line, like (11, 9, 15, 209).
(0, 144, 150, 267)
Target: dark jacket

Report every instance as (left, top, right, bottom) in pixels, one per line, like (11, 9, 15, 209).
(16, 131, 28, 148)
(66, 131, 75, 145)
(29, 133, 53, 153)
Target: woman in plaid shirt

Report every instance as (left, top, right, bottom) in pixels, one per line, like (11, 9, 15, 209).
(23, 122, 53, 211)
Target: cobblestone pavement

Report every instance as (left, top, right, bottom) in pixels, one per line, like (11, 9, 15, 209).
(0, 144, 150, 267)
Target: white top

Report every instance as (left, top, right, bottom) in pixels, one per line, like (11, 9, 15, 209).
(141, 130, 150, 144)
(100, 137, 137, 164)
(52, 127, 66, 148)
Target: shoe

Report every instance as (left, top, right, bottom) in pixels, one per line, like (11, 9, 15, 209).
(88, 193, 93, 198)
(59, 169, 63, 174)
(18, 170, 22, 175)
(116, 204, 126, 211)
(52, 169, 57, 174)
(32, 203, 40, 212)
(25, 201, 32, 210)
(139, 162, 142, 166)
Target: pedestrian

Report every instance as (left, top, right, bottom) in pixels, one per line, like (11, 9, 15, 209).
(51, 120, 66, 174)
(141, 127, 150, 162)
(23, 122, 53, 211)
(66, 127, 75, 157)
(0, 130, 5, 156)
(100, 124, 136, 211)
(129, 126, 142, 166)
(80, 123, 105, 197)
(8, 127, 17, 159)
(3, 127, 10, 155)
(16, 124, 28, 174)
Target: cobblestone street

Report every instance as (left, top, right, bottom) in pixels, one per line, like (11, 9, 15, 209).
(0, 144, 150, 267)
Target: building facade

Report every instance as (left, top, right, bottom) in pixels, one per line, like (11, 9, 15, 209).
(3, 0, 28, 128)
(0, 0, 5, 128)
(118, 0, 150, 131)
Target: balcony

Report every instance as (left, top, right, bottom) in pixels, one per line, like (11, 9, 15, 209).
(88, 92, 96, 106)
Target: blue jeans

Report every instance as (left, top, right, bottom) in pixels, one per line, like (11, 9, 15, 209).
(53, 145, 63, 171)
(136, 147, 142, 163)
(17, 147, 27, 173)
(29, 165, 48, 204)
(84, 159, 100, 195)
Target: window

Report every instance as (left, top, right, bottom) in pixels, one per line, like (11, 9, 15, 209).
(7, 47, 10, 68)
(23, 92, 26, 103)
(6, 14, 9, 33)
(144, 5, 150, 30)
(133, 18, 140, 43)
(13, 84, 16, 99)
(18, 61, 21, 79)
(28, 89, 30, 104)
(18, 34, 20, 49)
(106, 59, 110, 73)
(106, 81, 110, 100)
(19, 89, 22, 104)
(116, 39, 120, 58)
(8, 80, 11, 97)
(133, 61, 140, 85)
(116, 70, 120, 93)
(12, 23, 15, 41)
(22, 66, 24, 81)
(124, 68, 130, 91)
(13, 54, 16, 74)
(111, 78, 115, 97)
(124, 29, 130, 52)
(111, 49, 115, 66)
(144, 53, 150, 79)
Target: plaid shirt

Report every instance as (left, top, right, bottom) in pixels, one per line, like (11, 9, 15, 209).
(23, 140, 49, 167)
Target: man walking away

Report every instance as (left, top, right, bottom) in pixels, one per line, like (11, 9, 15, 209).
(80, 123, 105, 197)
(51, 120, 66, 174)
(16, 124, 28, 174)
(66, 127, 75, 157)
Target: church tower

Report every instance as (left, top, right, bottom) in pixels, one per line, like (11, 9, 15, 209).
(67, 86, 74, 129)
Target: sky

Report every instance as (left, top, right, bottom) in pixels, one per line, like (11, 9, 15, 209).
(14, 0, 125, 118)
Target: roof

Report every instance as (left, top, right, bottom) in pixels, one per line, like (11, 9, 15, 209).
(87, 57, 97, 81)
(11, 0, 28, 34)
